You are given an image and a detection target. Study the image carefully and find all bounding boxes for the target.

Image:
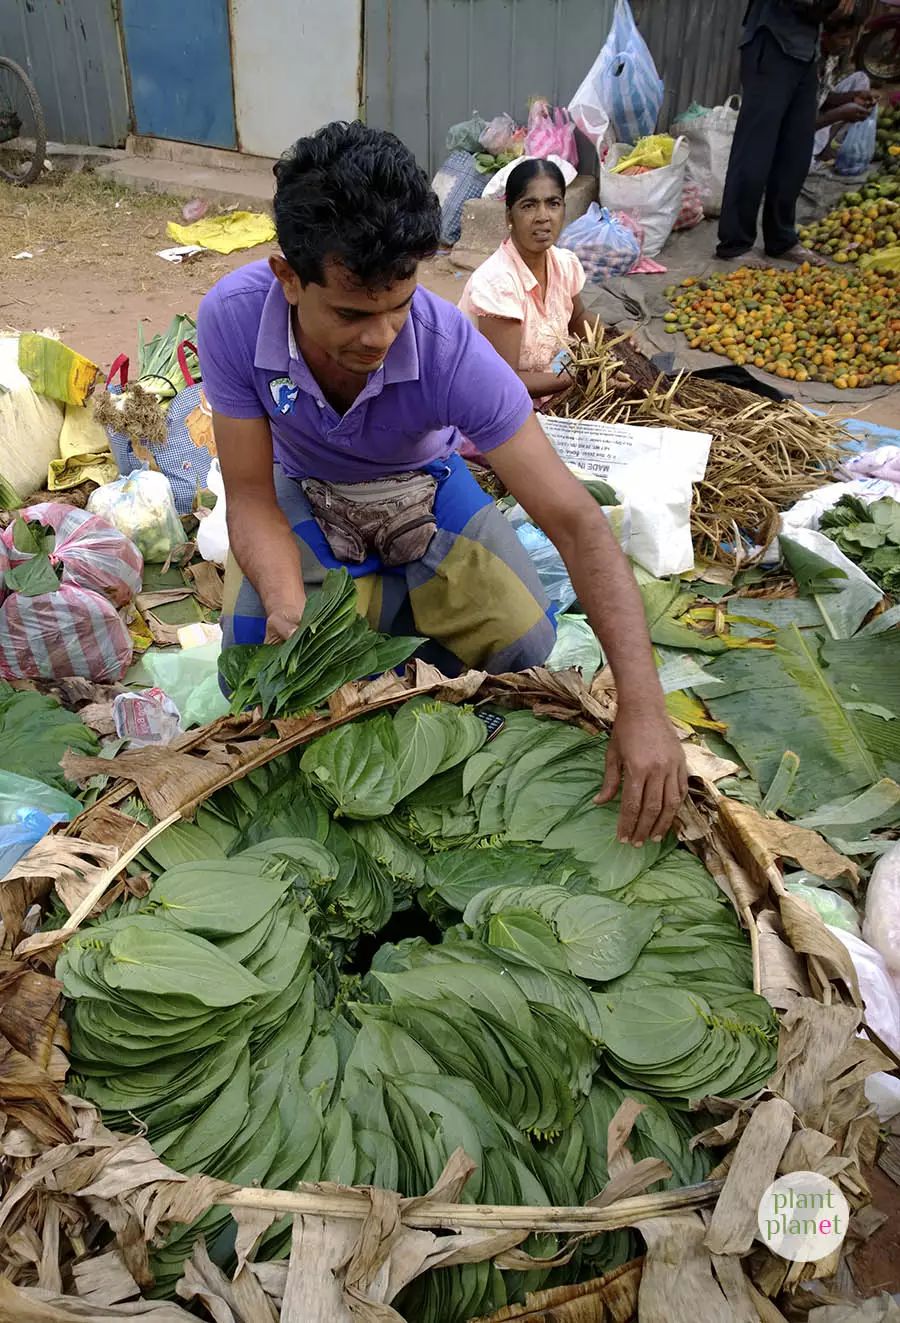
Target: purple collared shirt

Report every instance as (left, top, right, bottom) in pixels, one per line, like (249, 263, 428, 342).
(196, 261, 533, 483)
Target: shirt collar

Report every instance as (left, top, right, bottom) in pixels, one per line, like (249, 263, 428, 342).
(253, 271, 421, 385)
(502, 237, 539, 292)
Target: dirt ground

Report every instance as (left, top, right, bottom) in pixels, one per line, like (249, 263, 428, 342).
(0, 171, 464, 370)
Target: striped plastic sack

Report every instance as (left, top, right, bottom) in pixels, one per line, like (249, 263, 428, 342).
(103, 342, 213, 515)
(431, 151, 487, 245)
(0, 583, 133, 683)
(570, 0, 663, 151)
(3, 503, 143, 609)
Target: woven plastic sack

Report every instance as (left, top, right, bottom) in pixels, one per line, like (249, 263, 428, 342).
(558, 203, 641, 282)
(672, 96, 740, 217)
(524, 100, 578, 168)
(835, 106, 878, 177)
(0, 584, 133, 682)
(88, 471, 184, 564)
(3, 503, 142, 608)
(600, 137, 689, 256)
(431, 151, 487, 244)
(103, 341, 211, 515)
(569, 0, 663, 151)
(673, 181, 705, 231)
(446, 112, 488, 154)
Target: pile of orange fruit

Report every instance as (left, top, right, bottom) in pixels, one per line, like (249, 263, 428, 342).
(664, 263, 900, 389)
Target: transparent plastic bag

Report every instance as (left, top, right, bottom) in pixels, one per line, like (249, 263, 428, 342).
(785, 876, 861, 937)
(558, 203, 641, 281)
(479, 114, 519, 156)
(835, 106, 878, 177)
(3, 502, 143, 607)
(863, 841, 900, 979)
(0, 769, 81, 825)
(507, 507, 575, 611)
(827, 925, 900, 1121)
(446, 112, 488, 154)
(88, 470, 184, 564)
(547, 615, 603, 676)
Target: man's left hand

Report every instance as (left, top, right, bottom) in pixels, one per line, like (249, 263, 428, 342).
(595, 703, 688, 846)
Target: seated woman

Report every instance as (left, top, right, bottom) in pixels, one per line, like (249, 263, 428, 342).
(459, 158, 588, 403)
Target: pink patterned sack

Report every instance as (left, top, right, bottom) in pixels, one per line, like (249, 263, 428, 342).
(524, 100, 579, 168)
(3, 503, 142, 608)
(0, 583, 133, 682)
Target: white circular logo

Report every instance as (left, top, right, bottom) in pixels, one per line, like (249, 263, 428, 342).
(757, 1171, 849, 1263)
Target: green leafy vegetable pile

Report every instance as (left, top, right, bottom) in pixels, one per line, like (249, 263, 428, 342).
(219, 568, 423, 716)
(62, 698, 776, 1320)
(0, 681, 98, 790)
(820, 495, 900, 594)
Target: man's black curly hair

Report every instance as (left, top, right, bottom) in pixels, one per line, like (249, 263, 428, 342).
(273, 121, 441, 288)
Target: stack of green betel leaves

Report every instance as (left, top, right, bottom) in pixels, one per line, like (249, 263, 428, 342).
(60, 681, 777, 1321)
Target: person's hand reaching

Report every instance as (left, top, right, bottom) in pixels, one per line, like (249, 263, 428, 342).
(264, 603, 305, 643)
(595, 701, 688, 846)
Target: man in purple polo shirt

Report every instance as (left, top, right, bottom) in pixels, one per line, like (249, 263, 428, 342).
(197, 121, 686, 847)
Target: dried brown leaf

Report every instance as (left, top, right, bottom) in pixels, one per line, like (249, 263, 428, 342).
(705, 1097, 795, 1255)
(718, 798, 858, 890)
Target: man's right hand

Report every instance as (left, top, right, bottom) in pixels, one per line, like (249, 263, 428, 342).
(264, 604, 306, 643)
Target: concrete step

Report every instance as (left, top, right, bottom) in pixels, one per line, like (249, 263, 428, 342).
(127, 134, 277, 174)
(94, 154, 275, 209)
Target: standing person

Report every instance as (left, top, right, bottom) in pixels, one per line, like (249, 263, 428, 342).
(197, 121, 686, 847)
(717, 0, 858, 264)
(458, 159, 588, 402)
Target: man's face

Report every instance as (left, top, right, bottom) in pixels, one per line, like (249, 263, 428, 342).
(271, 255, 417, 376)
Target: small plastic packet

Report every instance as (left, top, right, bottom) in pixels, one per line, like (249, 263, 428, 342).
(113, 687, 183, 747)
(785, 875, 861, 938)
(88, 471, 184, 564)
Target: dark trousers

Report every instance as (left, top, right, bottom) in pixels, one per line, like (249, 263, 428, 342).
(717, 29, 818, 259)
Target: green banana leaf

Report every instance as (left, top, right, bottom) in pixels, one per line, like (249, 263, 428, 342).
(705, 626, 892, 814)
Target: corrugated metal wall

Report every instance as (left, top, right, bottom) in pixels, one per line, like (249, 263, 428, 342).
(364, 0, 745, 173)
(0, 0, 129, 147)
(631, 0, 742, 130)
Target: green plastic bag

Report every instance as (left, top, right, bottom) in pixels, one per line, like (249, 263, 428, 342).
(0, 769, 82, 826)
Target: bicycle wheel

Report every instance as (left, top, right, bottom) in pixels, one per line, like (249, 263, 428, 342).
(0, 56, 46, 185)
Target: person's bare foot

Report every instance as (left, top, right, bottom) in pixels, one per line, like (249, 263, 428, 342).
(773, 244, 828, 267)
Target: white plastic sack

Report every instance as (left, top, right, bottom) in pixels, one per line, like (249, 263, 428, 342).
(539, 417, 711, 576)
(196, 459, 229, 566)
(0, 336, 64, 496)
(827, 925, 900, 1121)
(481, 154, 577, 200)
(672, 95, 740, 218)
(780, 478, 900, 535)
(600, 138, 690, 257)
(569, 0, 663, 152)
(863, 841, 900, 981)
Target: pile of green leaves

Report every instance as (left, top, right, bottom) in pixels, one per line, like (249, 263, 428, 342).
(0, 681, 98, 790)
(137, 313, 200, 402)
(2, 517, 63, 597)
(64, 699, 775, 1321)
(820, 495, 900, 595)
(219, 568, 423, 716)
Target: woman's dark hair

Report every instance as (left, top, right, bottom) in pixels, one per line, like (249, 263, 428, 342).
(273, 121, 441, 287)
(505, 158, 567, 209)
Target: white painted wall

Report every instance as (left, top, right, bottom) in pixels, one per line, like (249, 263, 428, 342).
(229, 0, 361, 159)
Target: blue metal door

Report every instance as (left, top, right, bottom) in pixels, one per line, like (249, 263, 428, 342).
(120, 0, 237, 148)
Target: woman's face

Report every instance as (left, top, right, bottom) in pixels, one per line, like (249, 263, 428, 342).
(507, 174, 565, 255)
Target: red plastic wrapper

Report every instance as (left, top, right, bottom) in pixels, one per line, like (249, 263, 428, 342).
(3, 502, 142, 608)
(0, 584, 133, 682)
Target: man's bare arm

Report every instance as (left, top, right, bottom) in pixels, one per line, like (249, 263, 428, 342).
(212, 412, 306, 640)
(487, 415, 687, 844)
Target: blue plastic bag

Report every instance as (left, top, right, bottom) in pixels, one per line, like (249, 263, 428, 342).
(431, 151, 487, 245)
(835, 107, 878, 177)
(569, 0, 664, 149)
(558, 203, 641, 281)
(0, 809, 70, 879)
